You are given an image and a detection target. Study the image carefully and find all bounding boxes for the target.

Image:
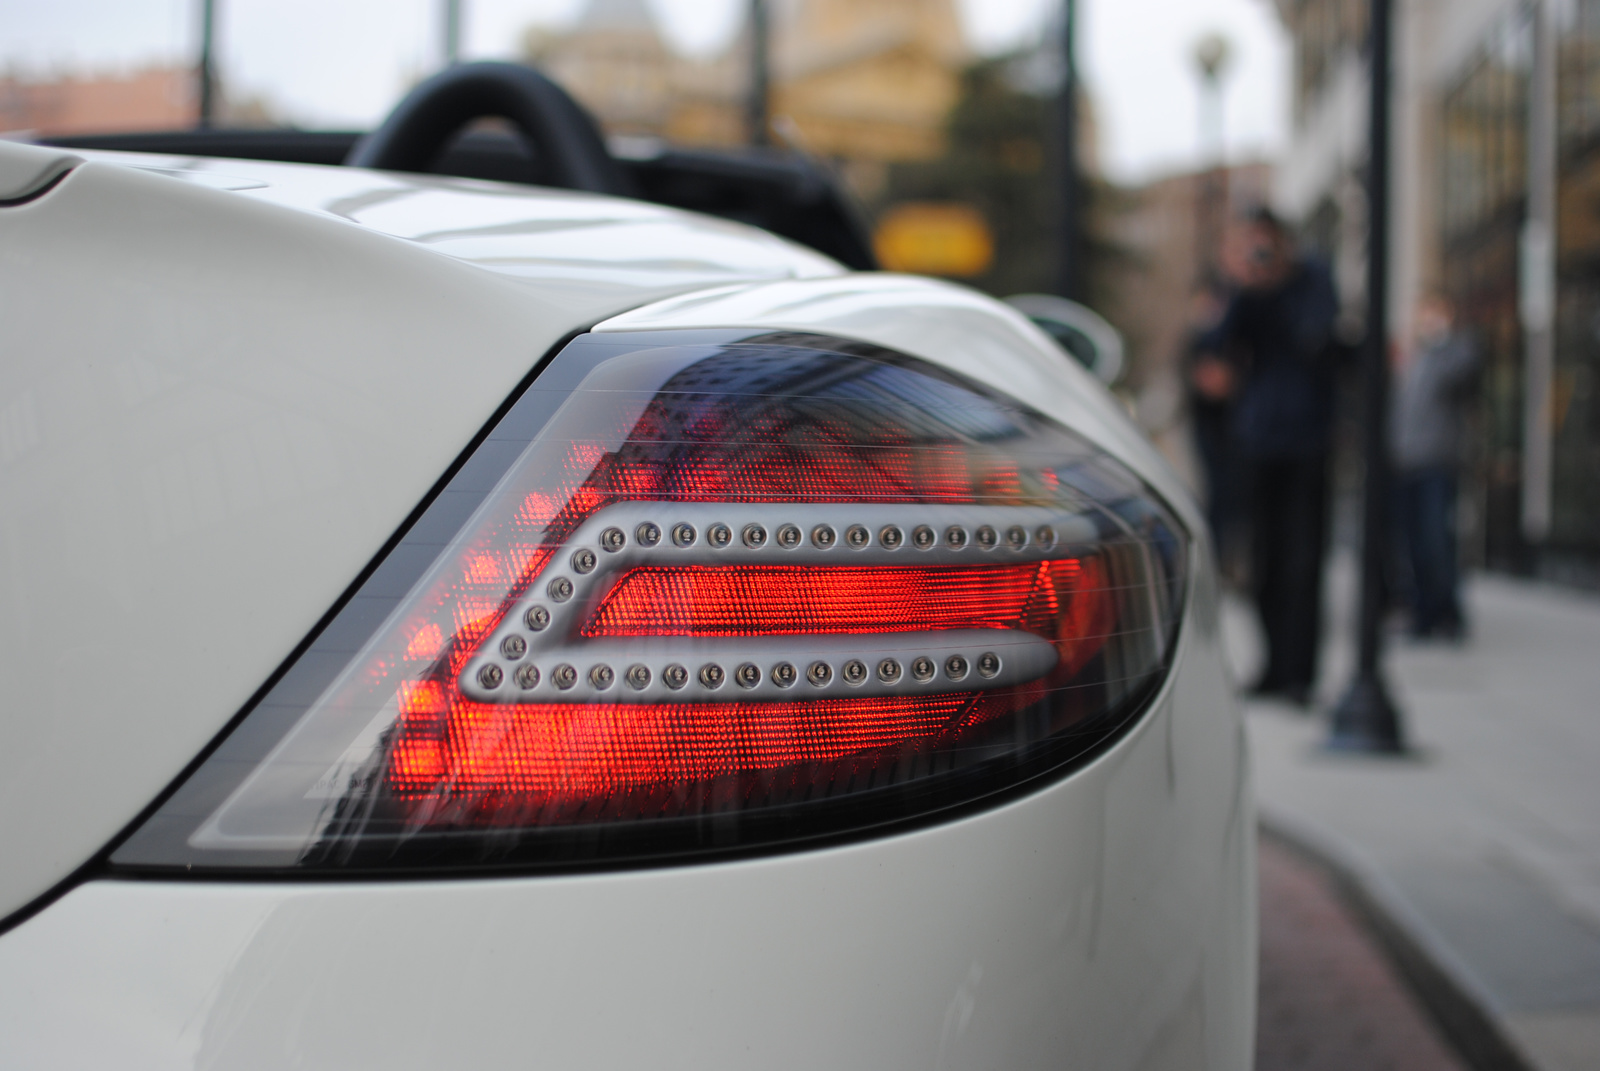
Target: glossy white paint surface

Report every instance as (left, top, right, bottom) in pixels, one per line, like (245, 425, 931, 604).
(0, 140, 79, 201)
(0, 147, 1253, 1068)
(0, 559, 1253, 1071)
(0, 154, 838, 921)
(74, 150, 844, 288)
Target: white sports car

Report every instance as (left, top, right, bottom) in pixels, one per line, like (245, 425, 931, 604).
(0, 64, 1252, 1070)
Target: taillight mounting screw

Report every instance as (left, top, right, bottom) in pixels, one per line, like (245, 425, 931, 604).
(777, 524, 802, 548)
(500, 635, 527, 659)
(944, 654, 969, 681)
(636, 522, 662, 547)
(525, 605, 551, 631)
(807, 660, 833, 686)
(672, 522, 697, 547)
(708, 523, 732, 548)
(589, 664, 614, 689)
(515, 663, 540, 689)
(811, 524, 837, 549)
(600, 527, 626, 552)
(625, 663, 651, 689)
(912, 525, 936, 549)
(878, 525, 904, 549)
(772, 661, 797, 687)
(842, 659, 867, 685)
(477, 663, 504, 689)
(699, 662, 725, 689)
(877, 658, 902, 683)
(743, 523, 767, 548)
(911, 656, 936, 682)
(845, 525, 870, 549)
(663, 663, 688, 690)
(552, 663, 578, 689)
(571, 548, 597, 574)
(977, 652, 1001, 678)
(735, 662, 761, 688)
(547, 576, 574, 602)
(945, 525, 968, 549)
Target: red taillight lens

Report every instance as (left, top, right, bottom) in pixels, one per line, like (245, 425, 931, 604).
(386, 694, 990, 803)
(583, 562, 1096, 638)
(113, 331, 1187, 873)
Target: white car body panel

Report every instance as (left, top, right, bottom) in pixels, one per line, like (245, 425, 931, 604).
(0, 149, 838, 920)
(74, 149, 845, 287)
(0, 142, 1252, 1069)
(0, 565, 1252, 1071)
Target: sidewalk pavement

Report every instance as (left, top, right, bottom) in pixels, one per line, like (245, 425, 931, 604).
(1257, 833, 1471, 1070)
(1228, 560, 1600, 1071)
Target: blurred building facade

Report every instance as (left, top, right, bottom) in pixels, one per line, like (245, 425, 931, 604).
(1101, 163, 1274, 390)
(525, 0, 967, 199)
(1275, 0, 1600, 582)
(523, 0, 679, 139)
(0, 66, 196, 136)
(1088, 162, 1273, 491)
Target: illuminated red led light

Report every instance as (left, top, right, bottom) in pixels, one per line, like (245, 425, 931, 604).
(388, 692, 1004, 807)
(365, 353, 1144, 829)
(382, 556, 1118, 814)
(583, 561, 1098, 642)
(583, 557, 1117, 675)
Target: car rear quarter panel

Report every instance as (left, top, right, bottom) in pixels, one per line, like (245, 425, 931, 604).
(0, 155, 1252, 1069)
(0, 555, 1252, 1071)
(0, 159, 818, 922)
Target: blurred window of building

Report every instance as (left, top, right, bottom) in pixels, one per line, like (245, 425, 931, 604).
(1440, 5, 1534, 574)
(1276, 0, 1600, 584)
(1439, 1, 1600, 579)
(1551, 0, 1600, 577)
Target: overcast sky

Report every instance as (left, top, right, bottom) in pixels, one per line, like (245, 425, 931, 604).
(0, 0, 1289, 184)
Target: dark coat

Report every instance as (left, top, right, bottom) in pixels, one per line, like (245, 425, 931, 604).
(1206, 259, 1340, 461)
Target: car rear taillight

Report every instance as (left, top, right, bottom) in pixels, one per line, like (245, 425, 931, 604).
(114, 330, 1187, 873)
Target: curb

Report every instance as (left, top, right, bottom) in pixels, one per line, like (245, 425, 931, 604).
(1257, 813, 1538, 1071)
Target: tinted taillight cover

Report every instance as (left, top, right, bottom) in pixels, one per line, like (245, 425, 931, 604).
(114, 330, 1188, 874)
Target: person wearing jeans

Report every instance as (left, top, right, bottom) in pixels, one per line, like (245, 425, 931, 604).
(1391, 296, 1478, 639)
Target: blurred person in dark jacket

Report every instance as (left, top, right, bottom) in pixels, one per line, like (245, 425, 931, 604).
(1207, 209, 1340, 705)
(1391, 295, 1478, 640)
(1185, 280, 1246, 582)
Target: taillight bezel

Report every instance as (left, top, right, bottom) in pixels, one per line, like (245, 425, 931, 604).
(109, 329, 1190, 878)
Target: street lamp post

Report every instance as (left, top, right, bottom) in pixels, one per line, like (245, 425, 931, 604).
(747, 0, 771, 147)
(1192, 34, 1231, 285)
(1057, 0, 1080, 301)
(1329, 0, 1405, 753)
(442, 0, 464, 68)
(197, 0, 218, 128)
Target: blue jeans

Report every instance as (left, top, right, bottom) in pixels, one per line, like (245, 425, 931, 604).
(1396, 467, 1462, 635)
